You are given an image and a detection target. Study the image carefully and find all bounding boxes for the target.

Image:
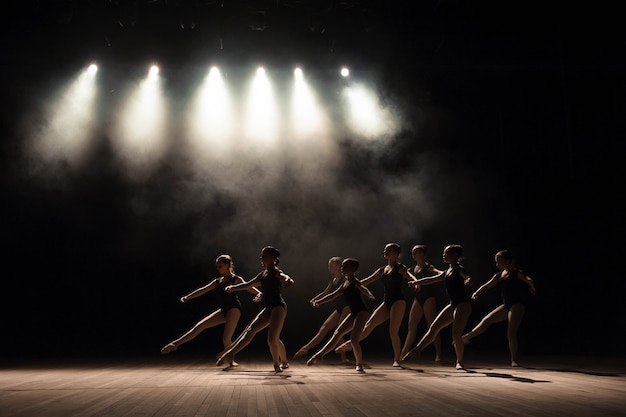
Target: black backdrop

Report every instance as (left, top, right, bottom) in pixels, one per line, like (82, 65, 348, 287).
(1, 1, 623, 362)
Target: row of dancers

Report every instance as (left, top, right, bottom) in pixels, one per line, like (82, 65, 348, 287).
(160, 243, 536, 372)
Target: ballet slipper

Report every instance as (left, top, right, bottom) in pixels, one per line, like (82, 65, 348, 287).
(455, 362, 465, 370)
(216, 354, 232, 367)
(293, 349, 308, 359)
(274, 364, 283, 373)
(334, 341, 352, 354)
(356, 364, 364, 373)
(160, 343, 177, 355)
(306, 356, 320, 366)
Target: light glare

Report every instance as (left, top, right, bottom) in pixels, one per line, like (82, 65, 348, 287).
(244, 68, 278, 142)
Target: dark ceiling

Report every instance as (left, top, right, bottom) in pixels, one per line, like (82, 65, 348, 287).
(4, 0, 620, 70)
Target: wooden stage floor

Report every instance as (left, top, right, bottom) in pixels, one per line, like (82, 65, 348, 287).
(1, 354, 625, 417)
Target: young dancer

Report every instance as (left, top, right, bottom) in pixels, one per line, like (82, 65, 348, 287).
(294, 256, 350, 363)
(160, 255, 261, 367)
(335, 243, 417, 367)
(215, 246, 294, 373)
(462, 249, 536, 367)
(402, 244, 473, 370)
(307, 258, 375, 372)
(400, 245, 444, 362)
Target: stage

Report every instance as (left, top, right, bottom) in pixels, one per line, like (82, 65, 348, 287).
(2, 354, 624, 416)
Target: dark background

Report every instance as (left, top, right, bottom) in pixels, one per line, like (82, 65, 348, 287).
(1, 1, 623, 363)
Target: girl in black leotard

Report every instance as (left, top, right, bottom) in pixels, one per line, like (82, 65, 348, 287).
(400, 245, 444, 362)
(307, 258, 375, 372)
(160, 255, 262, 367)
(294, 257, 351, 363)
(216, 246, 294, 373)
(402, 245, 473, 370)
(462, 250, 536, 367)
(335, 243, 417, 367)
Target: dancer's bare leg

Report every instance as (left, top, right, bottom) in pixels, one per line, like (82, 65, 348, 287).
(451, 302, 472, 369)
(388, 300, 406, 366)
(307, 313, 354, 365)
(221, 308, 241, 365)
(400, 299, 423, 359)
(507, 304, 525, 366)
(423, 297, 443, 362)
(350, 311, 369, 372)
(267, 306, 287, 372)
(462, 304, 507, 344)
(402, 305, 453, 362)
(217, 308, 265, 359)
(278, 339, 289, 369)
(294, 310, 340, 358)
(336, 303, 389, 353)
(216, 310, 269, 365)
(162, 309, 226, 354)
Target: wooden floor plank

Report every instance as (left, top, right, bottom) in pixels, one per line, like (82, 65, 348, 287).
(1, 355, 625, 417)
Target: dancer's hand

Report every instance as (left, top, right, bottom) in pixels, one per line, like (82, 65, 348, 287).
(180, 295, 189, 303)
(471, 291, 479, 300)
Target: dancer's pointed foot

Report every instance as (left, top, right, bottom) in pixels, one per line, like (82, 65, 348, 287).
(230, 359, 239, 367)
(356, 364, 364, 373)
(511, 360, 520, 367)
(401, 349, 418, 362)
(335, 341, 352, 354)
(216, 354, 232, 367)
(392, 360, 401, 367)
(274, 364, 283, 373)
(306, 356, 320, 366)
(281, 362, 290, 370)
(293, 349, 308, 359)
(160, 343, 177, 355)
(455, 362, 465, 370)
(435, 355, 443, 363)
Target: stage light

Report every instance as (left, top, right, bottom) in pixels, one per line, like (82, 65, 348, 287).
(185, 64, 235, 157)
(244, 66, 278, 143)
(340, 67, 350, 77)
(291, 68, 326, 138)
(111, 64, 169, 176)
(343, 83, 396, 138)
(31, 65, 99, 165)
(87, 64, 98, 74)
(148, 65, 159, 81)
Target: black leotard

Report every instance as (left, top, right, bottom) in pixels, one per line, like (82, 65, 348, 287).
(381, 264, 406, 309)
(499, 269, 529, 310)
(413, 263, 441, 306)
(259, 269, 286, 311)
(343, 279, 368, 315)
(216, 275, 242, 315)
(445, 266, 471, 307)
